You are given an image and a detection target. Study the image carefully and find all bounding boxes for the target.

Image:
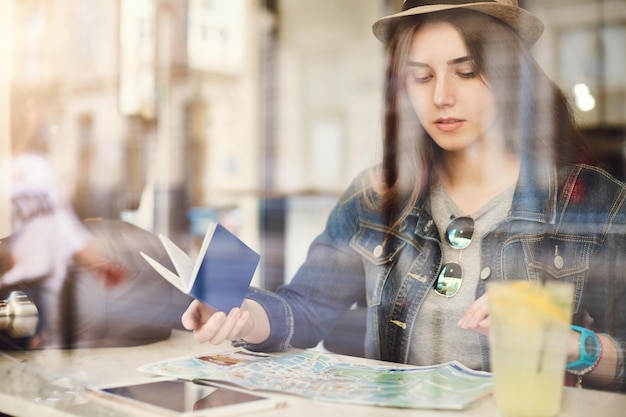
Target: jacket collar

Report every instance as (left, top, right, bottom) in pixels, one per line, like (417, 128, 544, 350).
(509, 153, 558, 224)
(412, 154, 559, 226)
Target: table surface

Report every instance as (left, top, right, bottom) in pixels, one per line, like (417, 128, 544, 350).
(1, 329, 625, 417)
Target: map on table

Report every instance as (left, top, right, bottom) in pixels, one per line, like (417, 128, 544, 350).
(138, 349, 493, 409)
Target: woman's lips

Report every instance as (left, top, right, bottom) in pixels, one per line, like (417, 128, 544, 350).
(435, 118, 464, 132)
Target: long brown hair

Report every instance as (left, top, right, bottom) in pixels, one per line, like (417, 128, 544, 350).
(374, 9, 585, 230)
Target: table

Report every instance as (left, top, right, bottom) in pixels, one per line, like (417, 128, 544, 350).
(0, 329, 625, 416)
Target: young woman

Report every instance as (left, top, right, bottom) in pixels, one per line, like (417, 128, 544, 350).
(182, 0, 626, 392)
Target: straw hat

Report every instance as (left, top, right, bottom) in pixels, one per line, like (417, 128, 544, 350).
(372, 0, 544, 47)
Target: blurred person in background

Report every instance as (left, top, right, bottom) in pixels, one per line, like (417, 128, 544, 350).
(1, 90, 126, 348)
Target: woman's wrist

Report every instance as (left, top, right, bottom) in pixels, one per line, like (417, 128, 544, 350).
(241, 299, 271, 344)
(566, 326, 604, 389)
(567, 328, 582, 362)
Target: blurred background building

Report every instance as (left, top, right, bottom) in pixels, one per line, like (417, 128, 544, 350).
(1, 0, 625, 290)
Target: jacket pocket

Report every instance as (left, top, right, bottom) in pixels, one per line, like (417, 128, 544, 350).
(518, 235, 596, 310)
(351, 220, 407, 308)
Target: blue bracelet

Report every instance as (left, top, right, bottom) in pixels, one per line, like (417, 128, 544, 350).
(566, 325, 601, 375)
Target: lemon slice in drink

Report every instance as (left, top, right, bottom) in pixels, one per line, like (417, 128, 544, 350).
(492, 281, 570, 324)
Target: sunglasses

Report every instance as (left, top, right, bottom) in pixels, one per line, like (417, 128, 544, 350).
(433, 216, 474, 297)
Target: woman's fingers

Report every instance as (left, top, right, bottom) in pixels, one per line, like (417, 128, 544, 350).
(181, 301, 254, 345)
(458, 293, 490, 335)
(181, 299, 212, 330)
(227, 310, 252, 340)
(208, 309, 242, 344)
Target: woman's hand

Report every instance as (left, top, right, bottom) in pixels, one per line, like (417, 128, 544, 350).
(458, 293, 490, 336)
(182, 299, 269, 345)
(459, 295, 618, 388)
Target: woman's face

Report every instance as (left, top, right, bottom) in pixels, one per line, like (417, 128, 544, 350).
(404, 21, 503, 154)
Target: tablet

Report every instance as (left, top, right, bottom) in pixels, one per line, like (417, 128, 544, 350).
(89, 378, 286, 416)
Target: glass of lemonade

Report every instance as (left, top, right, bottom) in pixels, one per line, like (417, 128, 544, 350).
(488, 280, 574, 417)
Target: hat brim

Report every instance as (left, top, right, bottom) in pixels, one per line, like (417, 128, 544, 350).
(372, 2, 544, 47)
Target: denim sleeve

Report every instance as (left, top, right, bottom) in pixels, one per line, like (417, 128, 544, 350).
(241, 173, 372, 352)
(582, 209, 626, 392)
(596, 228, 626, 392)
(239, 287, 294, 352)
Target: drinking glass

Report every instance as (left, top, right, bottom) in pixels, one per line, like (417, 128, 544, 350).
(488, 280, 574, 417)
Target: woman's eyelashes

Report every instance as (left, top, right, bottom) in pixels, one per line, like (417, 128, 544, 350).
(405, 69, 476, 84)
(457, 70, 476, 79)
(405, 52, 478, 83)
(408, 73, 432, 84)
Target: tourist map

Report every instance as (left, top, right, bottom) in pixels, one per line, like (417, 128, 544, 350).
(138, 349, 493, 409)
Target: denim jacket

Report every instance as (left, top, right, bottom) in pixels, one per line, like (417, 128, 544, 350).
(246, 162, 626, 391)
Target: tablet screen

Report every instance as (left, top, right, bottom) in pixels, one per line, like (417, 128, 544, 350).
(97, 379, 278, 416)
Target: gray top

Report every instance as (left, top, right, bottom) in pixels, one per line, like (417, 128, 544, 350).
(409, 181, 515, 369)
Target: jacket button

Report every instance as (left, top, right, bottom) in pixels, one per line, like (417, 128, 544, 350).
(373, 245, 383, 258)
(480, 267, 491, 280)
(554, 255, 564, 269)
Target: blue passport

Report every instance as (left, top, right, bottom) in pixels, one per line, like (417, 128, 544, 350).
(140, 222, 260, 312)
